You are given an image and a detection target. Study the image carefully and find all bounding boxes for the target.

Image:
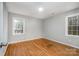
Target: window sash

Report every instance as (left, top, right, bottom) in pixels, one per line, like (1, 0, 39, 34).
(65, 13, 79, 36)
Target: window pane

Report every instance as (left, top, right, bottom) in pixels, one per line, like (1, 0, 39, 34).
(72, 26, 77, 31)
(67, 14, 79, 36)
(73, 31, 77, 35)
(68, 17, 71, 25)
(68, 17, 72, 25)
(78, 16, 79, 26)
(78, 31, 79, 35)
(78, 26, 79, 30)
(74, 17, 77, 25)
(68, 26, 72, 31)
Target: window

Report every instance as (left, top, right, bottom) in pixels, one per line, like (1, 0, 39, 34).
(12, 17, 25, 35)
(65, 14, 79, 36)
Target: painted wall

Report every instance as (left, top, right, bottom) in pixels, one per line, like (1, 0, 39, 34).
(3, 3, 8, 45)
(0, 2, 4, 56)
(0, 2, 8, 56)
(8, 13, 43, 43)
(0, 2, 3, 45)
(44, 8, 79, 48)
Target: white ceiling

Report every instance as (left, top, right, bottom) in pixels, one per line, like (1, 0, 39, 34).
(6, 2, 79, 19)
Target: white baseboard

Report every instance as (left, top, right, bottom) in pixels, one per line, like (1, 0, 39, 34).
(4, 37, 44, 56)
(0, 45, 8, 56)
(3, 45, 8, 56)
(46, 38, 79, 49)
(8, 37, 44, 44)
(8, 37, 79, 52)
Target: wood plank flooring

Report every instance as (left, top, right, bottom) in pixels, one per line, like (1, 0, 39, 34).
(5, 38, 79, 56)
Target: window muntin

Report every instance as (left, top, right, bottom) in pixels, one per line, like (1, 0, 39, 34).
(66, 14, 79, 36)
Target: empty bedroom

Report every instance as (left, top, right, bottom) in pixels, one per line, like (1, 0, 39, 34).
(0, 2, 79, 56)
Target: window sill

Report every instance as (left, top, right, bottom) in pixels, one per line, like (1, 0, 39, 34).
(65, 35, 79, 37)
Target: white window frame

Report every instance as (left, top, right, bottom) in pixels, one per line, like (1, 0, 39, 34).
(65, 13, 79, 37)
(12, 17, 25, 35)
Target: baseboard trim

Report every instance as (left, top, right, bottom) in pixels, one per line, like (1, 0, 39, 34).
(46, 38, 79, 49)
(3, 44, 8, 56)
(8, 37, 79, 49)
(8, 37, 44, 44)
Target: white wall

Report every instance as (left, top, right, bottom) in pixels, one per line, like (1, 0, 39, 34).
(0, 2, 8, 56)
(8, 13, 43, 43)
(1, 2, 79, 55)
(3, 3, 8, 45)
(0, 2, 4, 56)
(0, 2, 3, 45)
(44, 8, 79, 48)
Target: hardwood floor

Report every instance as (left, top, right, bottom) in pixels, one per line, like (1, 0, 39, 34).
(5, 38, 79, 56)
